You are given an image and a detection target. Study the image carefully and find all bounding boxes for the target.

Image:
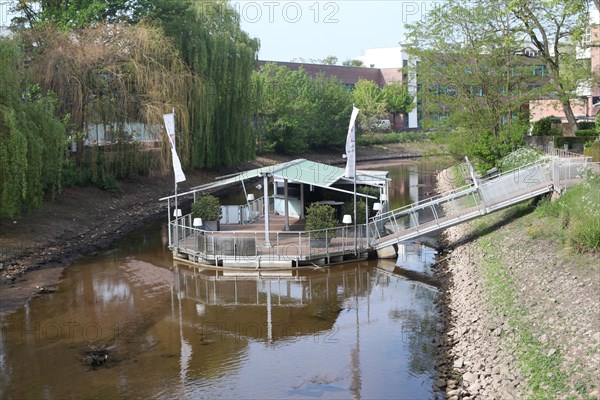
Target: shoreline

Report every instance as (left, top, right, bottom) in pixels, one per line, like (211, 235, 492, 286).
(433, 167, 524, 399)
(433, 167, 600, 399)
(0, 145, 438, 316)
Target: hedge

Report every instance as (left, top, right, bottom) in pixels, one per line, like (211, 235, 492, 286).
(554, 136, 595, 151)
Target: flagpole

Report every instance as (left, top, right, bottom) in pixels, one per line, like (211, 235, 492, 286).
(173, 108, 179, 251)
(344, 105, 359, 255)
(353, 161, 357, 255)
(164, 108, 186, 251)
(352, 105, 357, 255)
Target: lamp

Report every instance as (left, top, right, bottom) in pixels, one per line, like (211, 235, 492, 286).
(247, 193, 255, 201)
(373, 202, 382, 211)
(342, 214, 352, 224)
(173, 208, 182, 217)
(193, 218, 203, 228)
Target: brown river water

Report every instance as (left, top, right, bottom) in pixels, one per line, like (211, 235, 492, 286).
(0, 160, 447, 399)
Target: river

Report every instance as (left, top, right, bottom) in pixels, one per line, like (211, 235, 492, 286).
(0, 159, 448, 399)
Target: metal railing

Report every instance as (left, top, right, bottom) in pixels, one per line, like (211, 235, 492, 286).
(544, 147, 592, 163)
(170, 214, 369, 265)
(368, 158, 595, 250)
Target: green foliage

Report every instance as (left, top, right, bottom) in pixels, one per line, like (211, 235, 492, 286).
(356, 131, 429, 146)
(0, 38, 66, 217)
(156, 0, 260, 168)
(342, 59, 365, 67)
(576, 121, 595, 130)
(342, 199, 367, 226)
(583, 141, 600, 162)
(444, 121, 527, 172)
(305, 203, 337, 239)
(192, 195, 222, 221)
(352, 79, 387, 132)
(507, 0, 589, 134)
(16, 0, 152, 29)
(532, 116, 561, 136)
(406, 1, 537, 139)
(321, 55, 338, 65)
(554, 136, 595, 150)
(382, 82, 415, 126)
(574, 129, 597, 137)
(534, 172, 600, 252)
(499, 147, 544, 171)
(253, 63, 352, 154)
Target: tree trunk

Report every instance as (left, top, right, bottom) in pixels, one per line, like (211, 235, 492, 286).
(561, 100, 578, 137)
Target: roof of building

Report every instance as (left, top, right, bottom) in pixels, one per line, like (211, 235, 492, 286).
(159, 159, 389, 201)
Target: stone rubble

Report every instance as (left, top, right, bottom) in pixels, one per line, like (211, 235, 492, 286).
(433, 168, 600, 399)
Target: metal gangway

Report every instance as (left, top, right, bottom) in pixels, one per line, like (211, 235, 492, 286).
(368, 156, 594, 251)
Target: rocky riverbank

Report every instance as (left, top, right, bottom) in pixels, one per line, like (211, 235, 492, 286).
(434, 168, 600, 400)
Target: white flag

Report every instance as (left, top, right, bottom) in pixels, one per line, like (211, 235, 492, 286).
(344, 106, 359, 178)
(163, 113, 186, 183)
(163, 113, 176, 148)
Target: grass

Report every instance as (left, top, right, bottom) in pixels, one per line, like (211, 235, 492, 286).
(468, 176, 599, 398)
(478, 231, 570, 399)
(534, 172, 600, 253)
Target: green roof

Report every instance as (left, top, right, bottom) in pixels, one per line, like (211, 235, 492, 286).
(272, 159, 345, 187)
(160, 159, 388, 201)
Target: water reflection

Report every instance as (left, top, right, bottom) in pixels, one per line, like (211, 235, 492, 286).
(0, 256, 439, 399)
(168, 262, 439, 399)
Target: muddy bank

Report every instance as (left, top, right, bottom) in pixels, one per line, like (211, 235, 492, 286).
(433, 169, 600, 399)
(0, 144, 427, 315)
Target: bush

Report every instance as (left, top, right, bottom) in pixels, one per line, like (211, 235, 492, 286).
(500, 147, 544, 171)
(191, 195, 222, 221)
(575, 129, 597, 137)
(356, 131, 429, 146)
(548, 128, 562, 136)
(342, 199, 367, 225)
(576, 121, 595, 130)
(532, 116, 559, 136)
(536, 172, 600, 252)
(554, 136, 595, 151)
(305, 203, 337, 239)
(583, 141, 600, 162)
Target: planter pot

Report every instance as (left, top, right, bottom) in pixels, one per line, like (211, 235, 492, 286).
(310, 238, 331, 248)
(203, 220, 220, 231)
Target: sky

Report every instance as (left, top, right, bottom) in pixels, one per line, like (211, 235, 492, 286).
(233, 0, 438, 62)
(1, 0, 438, 62)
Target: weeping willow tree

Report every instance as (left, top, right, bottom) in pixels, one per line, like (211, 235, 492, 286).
(0, 38, 65, 217)
(156, 0, 260, 167)
(22, 22, 195, 180)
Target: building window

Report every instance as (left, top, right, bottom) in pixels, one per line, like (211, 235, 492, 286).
(533, 65, 547, 77)
(581, 29, 592, 49)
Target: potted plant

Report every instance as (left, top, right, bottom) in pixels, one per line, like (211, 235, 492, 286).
(305, 203, 337, 247)
(191, 195, 222, 231)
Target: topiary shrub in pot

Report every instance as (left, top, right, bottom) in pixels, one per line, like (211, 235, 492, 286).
(191, 195, 222, 231)
(305, 203, 337, 247)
